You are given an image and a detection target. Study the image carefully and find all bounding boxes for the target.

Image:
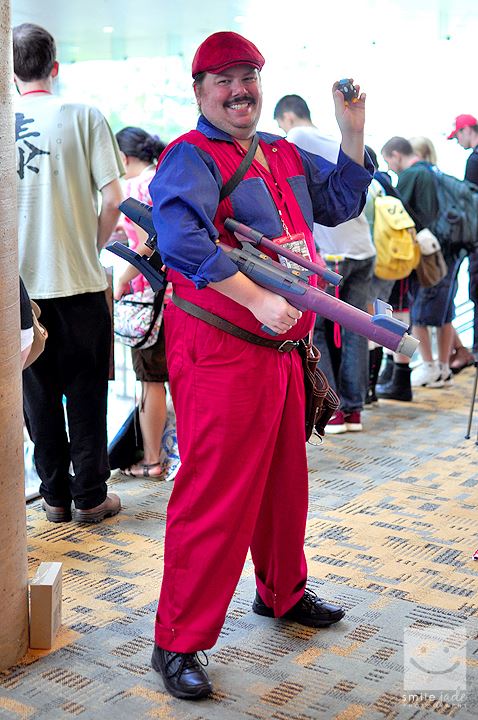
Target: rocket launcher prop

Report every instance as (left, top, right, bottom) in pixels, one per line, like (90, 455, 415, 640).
(106, 198, 419, 357)
(224, 218, 418, 356)
(106, 198, 166, 291)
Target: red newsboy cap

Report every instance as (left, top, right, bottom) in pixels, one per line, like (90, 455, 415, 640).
(447, 114, 478, 139)
(192, 31, 265, 78)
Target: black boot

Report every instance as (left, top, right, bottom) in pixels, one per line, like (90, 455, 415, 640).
(377, 352, 394, 385)
(376, 362, 412, 402)
(151, 645, 213, 699)
(365, 347, 383, 405)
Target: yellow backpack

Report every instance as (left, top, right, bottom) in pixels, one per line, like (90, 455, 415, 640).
(373, 195, 420, 280)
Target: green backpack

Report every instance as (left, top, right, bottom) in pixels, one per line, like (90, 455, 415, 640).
(429, 167, 478, 259)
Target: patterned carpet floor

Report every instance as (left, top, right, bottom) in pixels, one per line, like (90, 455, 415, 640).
(1, 366, 478, 719)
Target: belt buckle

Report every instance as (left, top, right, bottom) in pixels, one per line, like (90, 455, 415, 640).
(278, 339, 298, 353)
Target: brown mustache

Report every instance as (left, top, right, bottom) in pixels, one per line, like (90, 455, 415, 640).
(225, 96, 255, 107)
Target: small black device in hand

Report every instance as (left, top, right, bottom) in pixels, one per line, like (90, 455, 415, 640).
(337, 79, 358, 102)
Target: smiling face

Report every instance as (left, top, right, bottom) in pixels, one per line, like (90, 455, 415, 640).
(194, 64, 262, 140)
(410, 644, 461, 676)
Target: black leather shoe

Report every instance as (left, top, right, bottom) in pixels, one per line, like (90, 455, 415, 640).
(151, 645, 213, 700)
(252, 588, 345, 627)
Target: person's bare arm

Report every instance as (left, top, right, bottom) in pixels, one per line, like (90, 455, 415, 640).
(210, 272, 301, 335)
(97, 179, 123, 251)
(113, 227, 153, 299)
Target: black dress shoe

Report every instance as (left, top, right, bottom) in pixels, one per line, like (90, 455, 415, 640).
(252, 588, 345, 627)
(151, 645, 213, 700)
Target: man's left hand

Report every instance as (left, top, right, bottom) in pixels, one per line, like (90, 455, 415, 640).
(332, 79, 366, 136)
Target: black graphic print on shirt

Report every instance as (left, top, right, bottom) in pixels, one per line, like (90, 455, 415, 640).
(15, 113, 50, 179)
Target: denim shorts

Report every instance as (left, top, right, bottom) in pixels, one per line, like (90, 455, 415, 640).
(410, 263, 459, 327)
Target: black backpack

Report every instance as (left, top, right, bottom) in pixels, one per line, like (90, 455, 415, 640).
(428, 166, 478, 258)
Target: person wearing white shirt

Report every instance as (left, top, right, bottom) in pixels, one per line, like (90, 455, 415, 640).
(274, 94, 375, 433)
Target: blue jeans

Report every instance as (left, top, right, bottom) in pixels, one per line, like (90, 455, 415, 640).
(313, 256, 375, 414)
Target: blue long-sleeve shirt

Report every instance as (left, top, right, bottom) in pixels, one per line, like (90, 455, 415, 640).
(149, 115, 373, 289)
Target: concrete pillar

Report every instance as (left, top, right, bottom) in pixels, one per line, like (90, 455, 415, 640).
(0, 0, 29, 669)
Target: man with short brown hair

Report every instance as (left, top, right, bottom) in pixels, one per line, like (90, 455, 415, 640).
(381, 136, 456, 390)
(13, 23, 124, 524)
(274, 94, 376, 434)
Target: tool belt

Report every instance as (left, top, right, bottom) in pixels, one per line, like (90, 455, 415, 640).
(172, 293, 299, 352)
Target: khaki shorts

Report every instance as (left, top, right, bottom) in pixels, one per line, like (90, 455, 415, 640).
(131, 322, 168, 383)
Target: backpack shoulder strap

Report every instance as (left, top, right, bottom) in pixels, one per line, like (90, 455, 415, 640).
(219, 134, 259, 202)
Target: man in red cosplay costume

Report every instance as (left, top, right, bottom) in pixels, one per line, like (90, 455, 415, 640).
(149, 31, 372, 699)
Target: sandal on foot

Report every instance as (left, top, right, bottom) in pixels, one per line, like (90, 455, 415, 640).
(449, 346, 475, 374)
(123, 461, 163, 478)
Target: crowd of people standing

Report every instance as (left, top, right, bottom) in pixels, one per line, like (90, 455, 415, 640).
(13, 20, 478, 703)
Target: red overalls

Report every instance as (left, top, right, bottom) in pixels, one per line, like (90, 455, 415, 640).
(155, 133, 317, 652)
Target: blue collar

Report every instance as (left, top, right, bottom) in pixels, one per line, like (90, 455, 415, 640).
(196, 114, 280, 145)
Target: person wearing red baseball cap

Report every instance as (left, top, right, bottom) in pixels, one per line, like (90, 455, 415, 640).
(148, 30, 373, 700)
(447, 113, 478, 141)
(448, 113, 478, 185)
(448, 113, 478, 362)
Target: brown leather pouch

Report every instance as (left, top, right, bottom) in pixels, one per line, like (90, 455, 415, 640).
(298, 339, 340, 441)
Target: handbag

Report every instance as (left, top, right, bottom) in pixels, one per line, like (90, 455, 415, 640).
(24, 301, 48, 369)
(298, 337, 340, 442)
(113, 286, 164, 349)
(415, 229, 448, 288)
